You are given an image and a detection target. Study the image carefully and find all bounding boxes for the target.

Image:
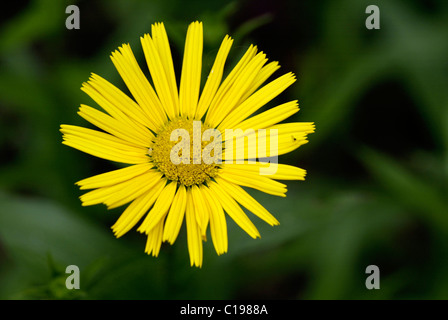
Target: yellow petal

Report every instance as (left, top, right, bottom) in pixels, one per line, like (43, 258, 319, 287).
(201, 186, 228, 255)
(61, 125, 149, 164)
(218, 72, 296, 130)
(236, 61, 280, 105)
(141, 32, 178, 120)
(234, 100, 299, 132)
(78, 104, 152, 148)
(268, 122, 316, 134)
(185, 190, 203, 267)
(151, 22, 179, 116)
(162, 184, 187, 244)
(190, 184, 210, 239)
(104, 170, 163, 209)
(145, 219, 164, 257)
(207, 51, 268, 127)
(137, 181, 177, 234)
(179, 21, 203, 118)
(79, 169, 162, 208)
(195, 35, 233, 120)
(215, 176, 279, 226)
(220, 162, 306, 181)
(111, 178, 167, 238)
(110, 44, 168, 128)
(208, 180, 260, 239)
(219, 166, 287, 197)
(221, 124, 313, 160)
(204, 44, 258, 126)
(76, 163, 153, 190)
(82, 73, 158, 132)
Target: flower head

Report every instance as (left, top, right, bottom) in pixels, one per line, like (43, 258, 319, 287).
(61, 21, 314, 267)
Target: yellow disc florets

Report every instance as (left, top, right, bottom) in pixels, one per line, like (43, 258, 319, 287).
(149, 118, 219, 187)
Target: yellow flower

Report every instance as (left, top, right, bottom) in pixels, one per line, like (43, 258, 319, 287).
(60, 21, 314, 267)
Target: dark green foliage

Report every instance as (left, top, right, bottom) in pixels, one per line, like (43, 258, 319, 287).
(0, 0, 447, 299)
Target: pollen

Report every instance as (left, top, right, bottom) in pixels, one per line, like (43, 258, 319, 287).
(149, 118, 219, 187)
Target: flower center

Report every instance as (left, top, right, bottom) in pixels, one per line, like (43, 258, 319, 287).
(149, 118, 219, 187)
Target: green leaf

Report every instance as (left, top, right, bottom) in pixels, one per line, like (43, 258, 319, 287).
(359, 148, 448, 232)
(0, 192, 129, 299)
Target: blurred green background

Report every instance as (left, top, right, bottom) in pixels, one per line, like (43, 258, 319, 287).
(0, 0, 447, 299)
